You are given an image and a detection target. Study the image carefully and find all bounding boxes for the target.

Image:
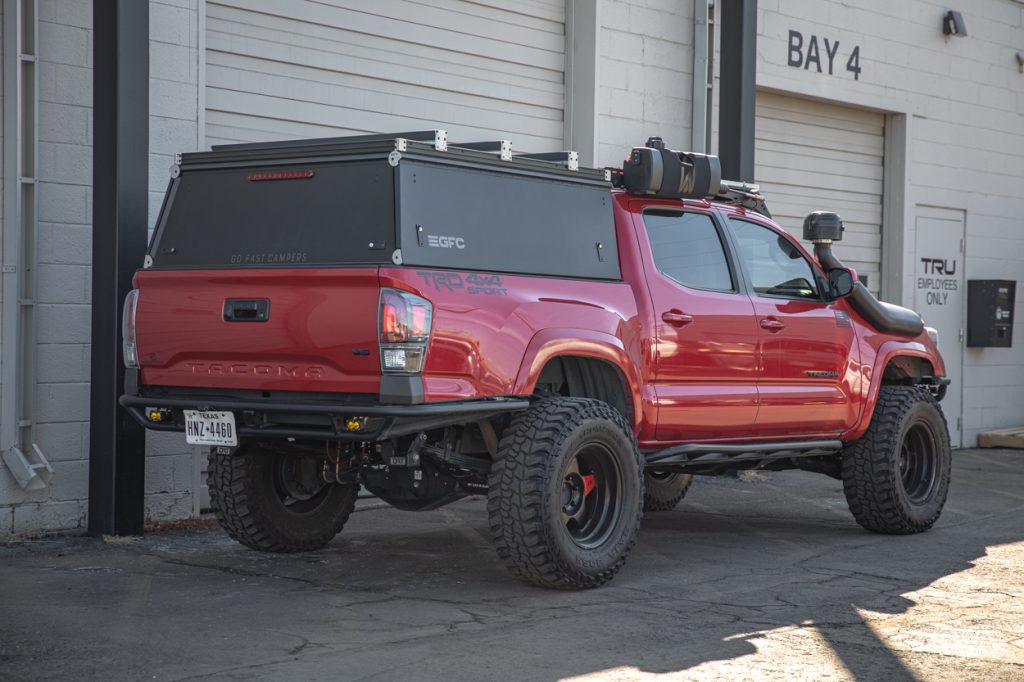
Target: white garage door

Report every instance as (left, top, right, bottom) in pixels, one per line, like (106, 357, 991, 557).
(205, 0, 566, 152)
(755, 91, 884, 293)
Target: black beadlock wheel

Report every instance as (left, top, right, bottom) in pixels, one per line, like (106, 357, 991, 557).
(841, 386, 952, 534)
(643, 471, 693, 512)
(208, 442, 358, 552)
(488, 398, 644, 589)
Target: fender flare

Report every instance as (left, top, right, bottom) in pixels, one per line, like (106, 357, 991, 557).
(846, 341, 944, 441)
(513, 328, 644, 429)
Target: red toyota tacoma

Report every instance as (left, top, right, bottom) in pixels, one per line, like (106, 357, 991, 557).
(122, 132, 951, 589)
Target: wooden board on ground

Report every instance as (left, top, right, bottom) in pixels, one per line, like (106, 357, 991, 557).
(978, 427, 1024, 449)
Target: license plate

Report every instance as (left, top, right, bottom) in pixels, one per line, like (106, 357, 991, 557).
(183, 410, 237, 446)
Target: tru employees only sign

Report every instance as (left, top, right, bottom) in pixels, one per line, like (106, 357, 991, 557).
(918, 258, 958, 306)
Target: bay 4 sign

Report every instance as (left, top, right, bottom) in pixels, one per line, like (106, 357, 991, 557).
(184, 410, 238, 446)
(788, 30, 862, 80)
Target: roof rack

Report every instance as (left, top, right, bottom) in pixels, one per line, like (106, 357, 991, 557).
(189, 129, 607, 183)
(716, 179, 771, 218)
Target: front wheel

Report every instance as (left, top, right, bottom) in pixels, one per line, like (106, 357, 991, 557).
(488, 398, 644, 589)
(208, 442, 358, 552)
(841, 386, 951, 534)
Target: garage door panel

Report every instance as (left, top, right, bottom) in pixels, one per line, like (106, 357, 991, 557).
(769, 188, 881, 212)
(206, 14, 564, 86)
(757, 107, 884, 137)
(757, 140, 884, 169)
(756, 121, 883, 157)
(314, 0, 566, 48)
(205, 59, 563, 124)
(769, 190, 882, 223)
(207, 8, 564, 84)
(214, 0, 565, 69)
(464, 0, 566, 23)
(205, 117, 365, 147)
(756, 92, 884, 294)
(757, 93, 884, 133)
(206, 21, 565, 94)
(757, 151, 883, 183)
(207, 0, 565, 151)
(755, 168, 881, 197)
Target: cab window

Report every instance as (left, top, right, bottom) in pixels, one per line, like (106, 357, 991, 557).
(729, 218, 820, 300)
(643, 211, 734, 292)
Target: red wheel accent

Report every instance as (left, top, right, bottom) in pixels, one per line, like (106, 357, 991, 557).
(582, 473, 597, 496)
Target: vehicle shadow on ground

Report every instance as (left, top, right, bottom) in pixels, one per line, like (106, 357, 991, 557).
(1, 452, 1021, 681)
(512, 453, 1024, 680)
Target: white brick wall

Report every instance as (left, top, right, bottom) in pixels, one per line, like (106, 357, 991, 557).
(596, 0, 694, 166)
(0, 0, 203, 536)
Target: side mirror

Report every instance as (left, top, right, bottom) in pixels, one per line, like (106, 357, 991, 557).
(827, 267, 855, 299)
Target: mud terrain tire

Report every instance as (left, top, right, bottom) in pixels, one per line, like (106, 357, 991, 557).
(643, 471, 693, 512)
(488, 398, 644, 589)
(208, 442, 358, 552)
(841, 386, 951, 534)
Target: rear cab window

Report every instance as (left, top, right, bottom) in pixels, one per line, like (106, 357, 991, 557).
(642, 210, 735, 292)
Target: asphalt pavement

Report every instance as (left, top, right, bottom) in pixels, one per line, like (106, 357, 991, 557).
(2, 448, 1022, 681)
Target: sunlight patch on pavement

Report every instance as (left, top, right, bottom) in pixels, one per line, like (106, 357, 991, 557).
(559, 624, 854, 681)
(855, 539, 1024, 678)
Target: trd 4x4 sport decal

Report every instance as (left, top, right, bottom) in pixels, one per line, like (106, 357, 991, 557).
(415, 271, 508, 296)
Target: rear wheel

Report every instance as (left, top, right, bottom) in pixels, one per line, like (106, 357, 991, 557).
(841, 386, 951, 534)
(643, 471, 693, 512)
(488, 398, 644, 589)
(208, 442, 358, 552)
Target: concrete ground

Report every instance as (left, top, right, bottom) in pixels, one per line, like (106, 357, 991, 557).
(1, 449, 1022, 681)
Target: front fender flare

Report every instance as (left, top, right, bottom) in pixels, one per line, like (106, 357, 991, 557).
(845, 340, 945, 441)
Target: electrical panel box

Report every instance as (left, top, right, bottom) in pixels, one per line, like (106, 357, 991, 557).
(967, 280, 1015, 347)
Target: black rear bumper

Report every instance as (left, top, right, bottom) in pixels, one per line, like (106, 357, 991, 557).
(119, 388, 529, 442)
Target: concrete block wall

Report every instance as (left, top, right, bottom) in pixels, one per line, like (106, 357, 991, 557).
(0, 0, 203, 536)
(596, 0, 693, 167)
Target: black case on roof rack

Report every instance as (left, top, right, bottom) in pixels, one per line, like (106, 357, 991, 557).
(619, 137, 721, 199)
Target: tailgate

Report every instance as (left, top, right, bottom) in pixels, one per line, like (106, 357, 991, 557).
(134, 268, 382, 394)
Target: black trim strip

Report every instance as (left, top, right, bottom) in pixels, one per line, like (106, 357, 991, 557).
(646, 439, 843, 467)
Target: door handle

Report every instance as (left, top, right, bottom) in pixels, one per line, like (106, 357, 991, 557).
(760, 317, 785, 332)
(224, 299, 270, 322)
(662, 310, 694, 327)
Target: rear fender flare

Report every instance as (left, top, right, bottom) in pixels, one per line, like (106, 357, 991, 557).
(513, 328, 643, 430)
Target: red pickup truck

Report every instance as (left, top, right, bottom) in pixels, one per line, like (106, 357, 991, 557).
(122, 132, 951, 589)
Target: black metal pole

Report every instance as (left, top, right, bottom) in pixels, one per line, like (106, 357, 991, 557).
(718, 0, 757, 182)
(88, 0, 149, 536)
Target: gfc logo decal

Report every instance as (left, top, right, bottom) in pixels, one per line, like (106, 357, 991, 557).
(426, 235, 466, 249)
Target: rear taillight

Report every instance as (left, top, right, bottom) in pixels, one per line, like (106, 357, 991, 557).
(379, 288, 432, 373)
(122, 289, 140, 369)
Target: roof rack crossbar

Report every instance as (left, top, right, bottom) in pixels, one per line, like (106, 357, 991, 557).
(451, 140, 513, 160)
(516, 150, 579, 171)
